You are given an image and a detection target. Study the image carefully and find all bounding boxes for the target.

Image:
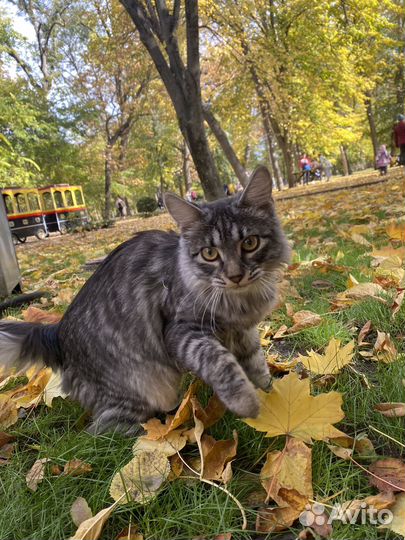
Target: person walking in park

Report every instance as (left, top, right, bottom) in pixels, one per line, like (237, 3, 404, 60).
(299, 154, 312, 185)
(393, 114, 405, 166)
(320, 155, 332, 181)
(375, 144, 391, 176)
(115, 196, 127, 218)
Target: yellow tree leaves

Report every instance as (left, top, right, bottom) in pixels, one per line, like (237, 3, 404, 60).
(244, 372, 345, 443)
(298, 338, 355, 375)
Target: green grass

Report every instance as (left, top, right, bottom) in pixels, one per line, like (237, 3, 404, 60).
(1, 173, 405, 539)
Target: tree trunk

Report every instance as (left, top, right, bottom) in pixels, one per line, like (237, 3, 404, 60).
(261, 116, 282, 190)
(104, 143, 113, 221)
(182, 141, 192, 193)
(120, 0, 224, 201)
(242, 144, 251, 168)
(340, 145, 352, 176)
(202, 105, 249, 186)
(365, 96, 378, 161)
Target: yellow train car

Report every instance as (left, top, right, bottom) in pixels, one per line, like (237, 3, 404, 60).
(1, 187, 47, 244)
(38, 184, 89, 234)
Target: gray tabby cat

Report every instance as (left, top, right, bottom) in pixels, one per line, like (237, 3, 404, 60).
(0, 166, 290, 433)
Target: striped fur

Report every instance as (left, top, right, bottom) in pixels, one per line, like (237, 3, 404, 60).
(0, 167, 290, 433)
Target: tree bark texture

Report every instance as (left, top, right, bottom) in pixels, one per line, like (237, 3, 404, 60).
(120, 0, 224, 200)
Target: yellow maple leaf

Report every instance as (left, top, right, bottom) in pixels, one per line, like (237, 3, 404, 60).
(243, 372, 345, 443)
(297, 338, 355, 375)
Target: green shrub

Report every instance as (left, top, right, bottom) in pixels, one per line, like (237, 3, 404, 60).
(136, 196, 158, 213)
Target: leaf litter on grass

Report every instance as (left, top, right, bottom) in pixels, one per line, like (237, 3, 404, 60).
(1, 174, 405, 539)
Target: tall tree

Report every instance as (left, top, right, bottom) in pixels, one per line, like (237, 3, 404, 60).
(119, 0, 224, 200)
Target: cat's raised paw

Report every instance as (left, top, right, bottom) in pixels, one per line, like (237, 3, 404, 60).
(227, 390, 260, 419)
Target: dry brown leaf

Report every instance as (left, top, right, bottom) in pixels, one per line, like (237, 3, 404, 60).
(298, 338, 354, 375)
(141, 382, 199, 440)
(26, 458, 50, 491)
(379, 492, 405, 537)
(42, 370, 66, 407)
(335, 282, 385, 306)
(351, 233, 372, 248)
(373, 331, 398, 363)
(392, 289, 405, 318)
(70, 497, 93, 527)
(6, 367, 53, 408)
(201, 430, 238, 483)
(256, 490, 308, 532)
(267, 354, 298, 373)
(368, 458, 405, 493)
(327, 445, 353, 460)
(260, 438, 313, 505)
(243, 372, 345, 443)
(22, 306, 63, 324)
(358, 320, 372, 344)
(339, 492, 395, 520)
(273, 324, 288, 339)
(109, 450, 170, 504)
(167, 454, 183, 481)
(63, 459, 93, 477)
(70, 500, 119, 540)
(116, 527, 144, 540)
(328, 434, 375, 458)
(133, 430, 187, 457)
(53, 287, 74, 306)
(0, 395, 18, 429)
(375, 402, 405, 417)
(386, 221, 405, 242)
(287, 310, 322, 333)
(311, 279, 333, 290)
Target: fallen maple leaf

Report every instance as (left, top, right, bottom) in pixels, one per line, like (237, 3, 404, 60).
(368, 458, 405, 492)
(256, 491, 308, 532)
(200, 430, 238, 483)
(328, 433, 375, 458)
(109, 450, 170, 504)
(5, 367, 53, 408)
(358, 320, 372, 345)
(298, 338, 354, 375)
(243, 372, 345, 443)
(260, 438, 313, 505)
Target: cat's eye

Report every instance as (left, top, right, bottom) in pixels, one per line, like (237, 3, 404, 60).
(241, 235, 259, 252)
(201, 246, 219, 261)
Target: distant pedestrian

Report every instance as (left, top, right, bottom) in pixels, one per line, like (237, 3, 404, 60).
(375, 145, 391, 176)
(320, 155, 332, 181)
(115, 196, 127, 218)
(393, 114, 405, 166)
(299, 154, 312, 185)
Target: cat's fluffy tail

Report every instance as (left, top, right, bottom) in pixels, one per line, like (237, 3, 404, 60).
(0, 321, 61, 372)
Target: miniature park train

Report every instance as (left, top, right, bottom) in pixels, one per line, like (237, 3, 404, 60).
(0, 184, 89, 244)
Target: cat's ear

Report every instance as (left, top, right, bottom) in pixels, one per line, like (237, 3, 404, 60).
(239, 166, 273, 208)
(164, 193, 203, 229)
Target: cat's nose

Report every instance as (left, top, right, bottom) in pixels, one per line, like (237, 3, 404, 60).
(228, 274, 243, 284)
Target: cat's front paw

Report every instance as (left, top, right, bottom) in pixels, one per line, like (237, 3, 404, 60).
(254, 372, 272, 392)
(226, 388, 260, 419)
